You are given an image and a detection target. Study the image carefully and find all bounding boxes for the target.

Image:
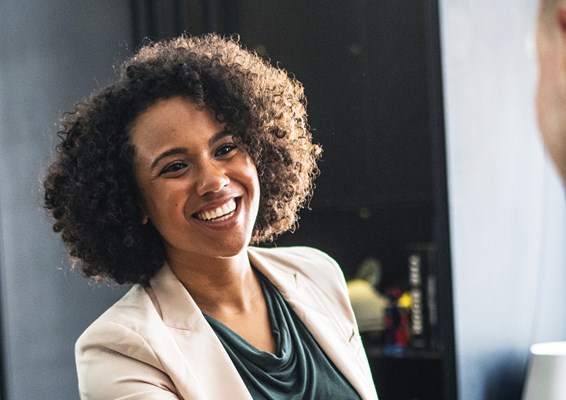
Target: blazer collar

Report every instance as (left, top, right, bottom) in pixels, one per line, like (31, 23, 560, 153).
(148, 263, 253, 399)
(148, 262, 201, 329)
(149, 249, 376, 400)
(148, 248, 300, 330)
(249, 247, 377, 400)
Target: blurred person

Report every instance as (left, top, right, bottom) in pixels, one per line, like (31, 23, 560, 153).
(536, 0, 566, 184)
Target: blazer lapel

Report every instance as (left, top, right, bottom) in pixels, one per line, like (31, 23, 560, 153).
(249, 249, 377, 400)
(149, 264, 253, 400)
(148, 253, 376, 400)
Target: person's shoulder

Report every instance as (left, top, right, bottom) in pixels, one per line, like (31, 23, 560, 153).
(251, 246, 357, 333)
(250, 245, 339, 269)
(75, 285, 179, 396)
(75, 284, 157, 354)
(249, 245, 345, 290)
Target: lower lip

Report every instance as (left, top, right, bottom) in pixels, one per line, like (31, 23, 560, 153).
(193, 198, 242, 231)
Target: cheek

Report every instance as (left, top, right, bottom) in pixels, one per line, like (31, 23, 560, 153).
(246, 161, 260, 196)
(238, 152, 259, 184)
(142, 184, 183, 220)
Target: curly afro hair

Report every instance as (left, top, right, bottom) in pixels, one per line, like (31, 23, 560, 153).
(43, 34, 321, 285)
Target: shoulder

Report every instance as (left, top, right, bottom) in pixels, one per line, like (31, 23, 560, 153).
(76, 283, 158, 346)
(250, 245, 343, 278)
(75, 284, 165, 370)
(249, 245, 349, 303)
(75, 285, 178, 396)
(78, 285, 153, 332)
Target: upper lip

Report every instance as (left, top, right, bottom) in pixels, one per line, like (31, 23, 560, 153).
(191, 195, 239, 217)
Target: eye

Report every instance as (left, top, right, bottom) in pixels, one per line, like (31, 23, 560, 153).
(160, 161, 187, 175)
(214, 143, 237, 157)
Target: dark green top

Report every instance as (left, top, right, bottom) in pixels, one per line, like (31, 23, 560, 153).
(204, 271, 361, 400)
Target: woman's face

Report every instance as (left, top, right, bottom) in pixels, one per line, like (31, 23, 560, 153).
(130, 96, 260, 263)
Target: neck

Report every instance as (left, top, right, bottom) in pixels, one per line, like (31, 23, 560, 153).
(166, 248, 260, 316)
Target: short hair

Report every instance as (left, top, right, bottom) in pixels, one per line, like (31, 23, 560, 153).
(43, 34, 321, 285)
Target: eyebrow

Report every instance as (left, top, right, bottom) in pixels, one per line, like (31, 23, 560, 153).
(150, 147, 189, 172)
(208, 130, 231, 146)
(149, 130, 231, 172)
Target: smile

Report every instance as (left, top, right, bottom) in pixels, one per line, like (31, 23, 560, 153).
(194, 198, 237, 222)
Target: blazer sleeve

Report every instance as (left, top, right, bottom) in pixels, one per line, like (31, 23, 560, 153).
(76, 320, 180, 400)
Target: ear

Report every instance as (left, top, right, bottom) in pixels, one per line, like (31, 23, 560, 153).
(558, 4, 566, 71)
(138, 198, 149, 225)
(139, 202, 149, 224)
(142, 214, 149, 225)
(558, 4, 566, 40)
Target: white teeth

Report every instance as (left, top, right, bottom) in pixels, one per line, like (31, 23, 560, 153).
(197, 199, 237, 221)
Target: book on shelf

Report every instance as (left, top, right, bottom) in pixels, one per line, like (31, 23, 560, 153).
(406, 242, 439, 351)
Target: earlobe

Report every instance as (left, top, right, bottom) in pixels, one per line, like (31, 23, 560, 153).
(138, 201, 149, 225)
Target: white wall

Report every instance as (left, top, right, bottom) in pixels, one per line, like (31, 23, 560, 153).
(439, 0, 566, 399)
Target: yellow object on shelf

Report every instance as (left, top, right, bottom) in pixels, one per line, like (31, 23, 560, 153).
(347, 279, 389, 333)
(397, 291, 412, 309)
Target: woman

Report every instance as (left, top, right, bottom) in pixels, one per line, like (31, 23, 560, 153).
(44, 34, 378, 399)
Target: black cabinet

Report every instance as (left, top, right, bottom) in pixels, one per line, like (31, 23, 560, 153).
(237, 2, 455, 398)
(233, 0, 438, 283)
(132, 1, 456, 398)
(240, 2, 456, 397)
(366, 347, 444, 400)
(237, 0, 434, 209)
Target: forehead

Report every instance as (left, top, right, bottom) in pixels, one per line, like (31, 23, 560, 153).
(131, 97, 197, 130)
(129, 97, 220, 144)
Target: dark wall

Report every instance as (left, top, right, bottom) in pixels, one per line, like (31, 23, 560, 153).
(0, 1, 133, 398)
(235, 0, 436, 290)
(128, 0, 438, 287)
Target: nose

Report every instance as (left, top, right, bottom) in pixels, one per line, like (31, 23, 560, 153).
(195, 159, 230, 196)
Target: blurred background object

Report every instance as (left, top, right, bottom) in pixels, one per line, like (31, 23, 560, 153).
(347, 257, 388, 335)
(522, 342, 566, 400)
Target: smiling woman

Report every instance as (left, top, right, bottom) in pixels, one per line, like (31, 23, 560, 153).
(44, 34, 319, 286)
(130, 97, 261, 273)
(42, 34, 378, 399)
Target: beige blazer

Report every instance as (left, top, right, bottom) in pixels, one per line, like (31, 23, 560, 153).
(76, 246, 379, 399)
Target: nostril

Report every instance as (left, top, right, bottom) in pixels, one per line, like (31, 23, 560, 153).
(196, 170, 230, 195)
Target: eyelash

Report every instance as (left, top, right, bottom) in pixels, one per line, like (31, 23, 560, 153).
(161, 162, 187, 175)
(159, 142, 238, 175)
(215, 142, 237, 157)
